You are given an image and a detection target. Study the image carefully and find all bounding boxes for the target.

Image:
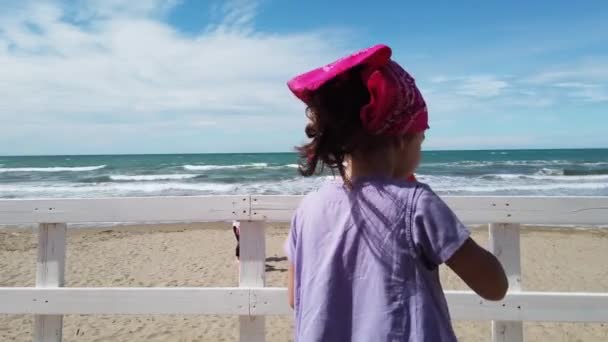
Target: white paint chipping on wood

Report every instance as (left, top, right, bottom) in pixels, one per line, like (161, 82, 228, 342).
(251, 195, 608, 225)
(239, 221, 266, 342)
(490, 223, 523, 342)
(449, 290, 608, 322)
(251, 288, 608, 322)
(35, 223, 66, 342)
(1, 287, 606, 322)
(0, 196, 250, 224)
(3, 195, 608, 225)
(0, 288, 249, 315)
(35, 224, 67, 288)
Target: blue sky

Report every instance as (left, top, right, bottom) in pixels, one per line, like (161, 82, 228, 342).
(0, 0, 607, 155)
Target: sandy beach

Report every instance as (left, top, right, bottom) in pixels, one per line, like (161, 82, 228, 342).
(1, 223, 607, 341)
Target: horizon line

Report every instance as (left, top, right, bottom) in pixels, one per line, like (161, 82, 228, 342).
(2, 146, 608, 158)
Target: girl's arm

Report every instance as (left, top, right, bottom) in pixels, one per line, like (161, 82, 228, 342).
(446, 238, 508, 301)
(287, 263, 295, 309)
(412, 188, 507, 301)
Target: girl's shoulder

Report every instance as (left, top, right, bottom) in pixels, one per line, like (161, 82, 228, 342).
(297, 177, 437, 213)
(297, 179, 344, 208)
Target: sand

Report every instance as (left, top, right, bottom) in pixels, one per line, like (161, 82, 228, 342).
(1, 223, 607, 341)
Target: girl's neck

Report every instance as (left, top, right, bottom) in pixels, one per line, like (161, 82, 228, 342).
(347, 153, 396, 181)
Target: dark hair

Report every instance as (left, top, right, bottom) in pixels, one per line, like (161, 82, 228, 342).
(296, 67, 390, 181)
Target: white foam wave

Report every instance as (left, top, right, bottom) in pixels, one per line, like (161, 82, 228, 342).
(436, 182, 608, 193)
(109, 174, 199, 181)
(581, 162, 608, 167)
(0, 165, 106, 173)
(237, 175, 336, 195)
(183, 163, 268, 171)
(422, 160, 594, 168)
(3, 170, 608, 199)
(485, 173, 608, 181)
(535, 168, 563, 176)
(415, 173, 608, 195)
(261, 164, 300, 170)
(500, 160, 569, 166)
(0, 182, 236, 197)
(0, 176, 339, 198)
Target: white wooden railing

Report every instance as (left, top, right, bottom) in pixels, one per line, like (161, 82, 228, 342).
(1, 195, 608, 342)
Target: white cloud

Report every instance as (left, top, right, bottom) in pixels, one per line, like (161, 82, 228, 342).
(420, 75, 518, 122)
(456, 75, 509, 98)
(71, 0, 180, 20)
(527, 63, 608, 84)
(209, 0, 258, 34)
(549, 81, 608, 102)
(424, 60, 608, 115)
(429, 75, 449, 83)
(424, 75, 509, 98)
(525, 63, 608, 103)
(425, 134, 542, 150)
(0, 0, 353, 154)
(572, 88, 608, 102)
(553, 82, 600, 89)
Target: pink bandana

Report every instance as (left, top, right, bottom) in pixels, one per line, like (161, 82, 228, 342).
(287, 44, 428, 136)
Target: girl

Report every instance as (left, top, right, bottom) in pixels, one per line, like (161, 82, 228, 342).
(284, 44, 507, 341)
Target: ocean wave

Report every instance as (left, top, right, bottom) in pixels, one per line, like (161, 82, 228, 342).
(422, 160, 593, 168)
(563, 169, 608, 176)
(78, 176, 112, 183)
(183, 163, 268, 171)
(532, 168, 608, 177)
(0, 165, 106, 173)
(436, 182, 608, 193)
(481, 173, 608, 181)
(109, 174, 199, 181)
(535, 168, 564, 176)
(3, 172, 608, 199)
(263, 164, 300, 170)
(0, 182, 236, 197)
(236, 176, 337, 195)
(0, 175, 340, 198)
(502, 160, 569, 166)
(577, 162, 608, 167)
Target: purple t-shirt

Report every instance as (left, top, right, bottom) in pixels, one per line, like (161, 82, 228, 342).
(285, 178, 470, 341)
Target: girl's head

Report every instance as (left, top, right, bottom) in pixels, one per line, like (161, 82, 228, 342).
(288, 44, 428, 182)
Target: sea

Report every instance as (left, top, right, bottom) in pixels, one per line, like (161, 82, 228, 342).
(1, 149, 608, 199)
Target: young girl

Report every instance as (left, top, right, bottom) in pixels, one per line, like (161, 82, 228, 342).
(284, 44, 507, 341)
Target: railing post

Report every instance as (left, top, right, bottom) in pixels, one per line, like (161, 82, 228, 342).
(489, 223, 523, 342)
(34, 223, 67, 342)
(239, 221, 266, 342)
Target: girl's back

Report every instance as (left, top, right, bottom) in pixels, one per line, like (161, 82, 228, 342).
(285, 44, 507, 341)
(286, 178, 469, 341)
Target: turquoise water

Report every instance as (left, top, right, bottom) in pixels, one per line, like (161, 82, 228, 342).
(1, 149, 608, 198)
